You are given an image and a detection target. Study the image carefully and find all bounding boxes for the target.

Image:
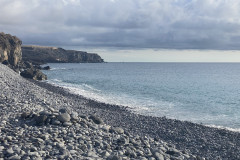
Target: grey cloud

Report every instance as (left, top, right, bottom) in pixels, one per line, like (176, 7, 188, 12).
(1, 0, 240, 49)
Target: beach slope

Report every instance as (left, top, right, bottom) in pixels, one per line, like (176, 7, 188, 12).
(0, 63, 239, 159)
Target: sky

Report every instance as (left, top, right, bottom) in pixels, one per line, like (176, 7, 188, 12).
(1, 0, 240, 62)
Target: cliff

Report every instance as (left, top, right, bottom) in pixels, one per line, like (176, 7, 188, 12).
(22, 45, 104, 65)
(0, 32, 47, 80)
(0, 32, 22, 67)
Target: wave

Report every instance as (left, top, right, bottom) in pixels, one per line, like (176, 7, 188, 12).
(50, 68, 67, 71)
(206, 124, 240, 133)
(47, 80, 176, 118)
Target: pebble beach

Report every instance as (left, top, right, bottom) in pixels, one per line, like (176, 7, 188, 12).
(0, 63, 240, 160)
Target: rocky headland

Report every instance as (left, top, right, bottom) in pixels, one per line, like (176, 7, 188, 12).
(22, 45, 104, 65)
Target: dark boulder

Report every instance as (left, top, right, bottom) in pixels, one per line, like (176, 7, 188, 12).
(2, 60, 9, 65)
(24, 61, 33, 68)
(42, 66, 50, 70)
(20, 68, 47, 80)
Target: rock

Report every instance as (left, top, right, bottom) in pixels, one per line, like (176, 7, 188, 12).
(107, 155, 121, 160)
(20, 68, 47, 80)
(24, 61, 33, 68)
(52, 120, 61, 125)
(6, 136, 12, 141)
(58, 113, 71, 123)
(0, 146, 4, 152)
(6, 147, 14, 155)
(35, 115, 48, 125)
(71, 112, 79, 121)
(154, 152, 164, 160)
(2, 60, 9, 65)
(59, 108, 69, 114)
(8, 155, 21, 160)
(21, 111, 31, 119)
(117, 137, 129, 145)
(63, 122, 72, 127)
(42, 66, 50, 70)
(111, 127, 124, 134)
(166, 148, 181, 156)
(89, 115, 104, 125)
(39, 110, 51, 116)
(101, 151, 110, 157)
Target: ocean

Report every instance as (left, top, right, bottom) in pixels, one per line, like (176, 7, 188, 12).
(42, 62, 240, 131)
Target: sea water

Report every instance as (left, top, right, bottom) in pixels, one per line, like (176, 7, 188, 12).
(42, 63, 240, 131)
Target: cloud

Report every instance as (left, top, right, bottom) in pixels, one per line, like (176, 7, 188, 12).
(0, 0, 240, 49)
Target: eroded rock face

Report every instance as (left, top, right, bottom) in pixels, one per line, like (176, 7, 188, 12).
(0, 32, 22, 67)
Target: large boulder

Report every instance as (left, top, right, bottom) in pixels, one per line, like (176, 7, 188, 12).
(0, 32, 22, 67)
(20, 68, 47, 80)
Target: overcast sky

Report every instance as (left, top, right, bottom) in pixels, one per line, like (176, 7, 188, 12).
(1, 0, 240, 50)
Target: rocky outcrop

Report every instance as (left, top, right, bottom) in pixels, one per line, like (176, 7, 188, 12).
(0, 32, 22, 68)
(0, 32, 47, 80)
(22, 45, 104, 65)
(20, 68, 47, 80)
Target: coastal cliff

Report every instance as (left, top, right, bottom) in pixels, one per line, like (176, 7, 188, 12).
(0, 32, 22, 68)
(0, 32, 47, 80)
(22, 45, 104, 65)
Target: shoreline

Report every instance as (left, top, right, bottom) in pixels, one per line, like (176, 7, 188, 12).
(42, 80, 240, 133)
(31, 79, 240, 159)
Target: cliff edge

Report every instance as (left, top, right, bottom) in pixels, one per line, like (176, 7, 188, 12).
(0, 32, 22, 68)
(22, 45, 104, 65)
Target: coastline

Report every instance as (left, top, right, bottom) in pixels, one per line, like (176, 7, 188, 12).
(32, 78, 240, 159)
(1, 63, 239, 159)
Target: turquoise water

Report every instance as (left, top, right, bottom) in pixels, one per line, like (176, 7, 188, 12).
(42, 63, 240, 131)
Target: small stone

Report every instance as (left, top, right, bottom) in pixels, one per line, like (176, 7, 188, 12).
(71, 112, 78, 121)
(59, 108, 69, 114)
(107, 155, 121, 160)
(154, 152, 164, 160)
(89, 115, 104, 125)
(28, 151, 39, 156)
(35, 115, 48, 125)
(56, 143, 65, 149)
(6, 136, 12, 141)
(21, 111, 31, 119)
(58, 113, 71, 123)
(52, 120, 61, 125)
(8, 155, 21, 160)
(63, 122, 72, 127)
(166, 148, 181, 156)
(101, 125, 111, 132)
(6, 147, 14, 155)
(112, 127, 124, 134)
(101, 151, 110, 157)
(0, 146, 4, 152)
(39, 110, 51, 116)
